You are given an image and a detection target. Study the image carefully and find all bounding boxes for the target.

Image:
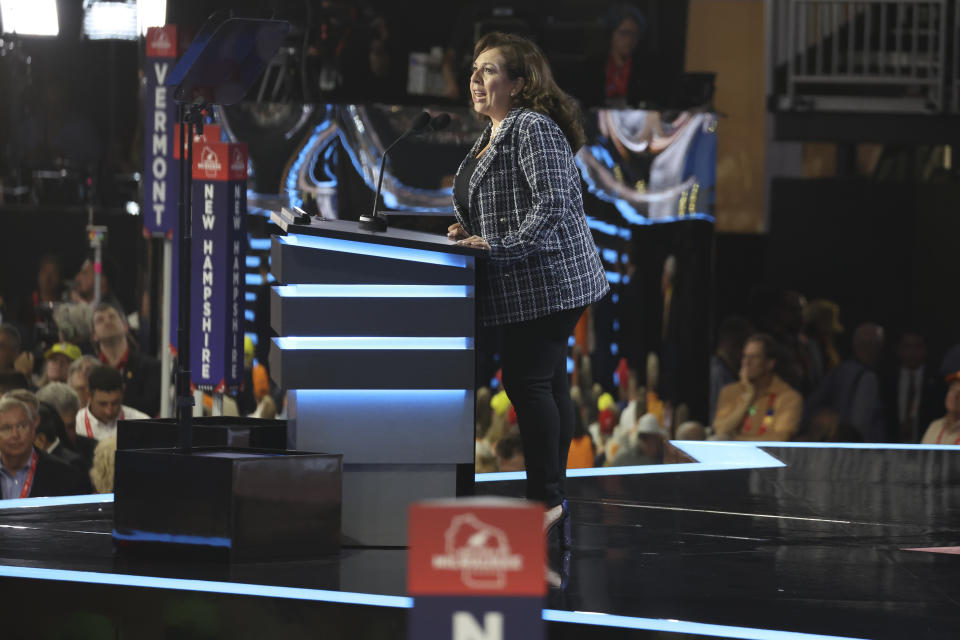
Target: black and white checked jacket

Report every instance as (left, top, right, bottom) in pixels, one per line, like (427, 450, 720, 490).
(453, 108, 609, 326)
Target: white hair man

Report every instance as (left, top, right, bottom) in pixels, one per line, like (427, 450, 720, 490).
(0, 396, 89, 498)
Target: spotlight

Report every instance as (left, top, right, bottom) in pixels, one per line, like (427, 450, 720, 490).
(83, 1, 137, 41)
(0, 0, 59, 36)
(136, 0, 166, 37)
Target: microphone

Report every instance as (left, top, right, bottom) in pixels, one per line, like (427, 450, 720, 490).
(428, 113, 451, 132)
(358, 111, 448, 232)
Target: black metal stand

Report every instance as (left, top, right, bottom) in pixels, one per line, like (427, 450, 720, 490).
(175, 100, 206, 453)
(165, 15, 290, 454)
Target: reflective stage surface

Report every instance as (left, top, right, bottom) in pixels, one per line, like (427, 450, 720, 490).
(2, 443, 960, 639)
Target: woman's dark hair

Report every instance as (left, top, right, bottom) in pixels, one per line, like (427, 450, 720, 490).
(473, 32, 586, 152)
(605, 3, 647, 39)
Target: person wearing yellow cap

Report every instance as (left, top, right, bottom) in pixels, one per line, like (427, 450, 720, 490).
(42, 342, 82, 386)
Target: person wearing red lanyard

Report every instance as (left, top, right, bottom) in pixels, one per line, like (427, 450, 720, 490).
(91, 302, 161, 418)
(920, 378, 960, 445)
(712, 334, 803, 441)
(73, 365, 149, 442)
(0, 396, 89, 499)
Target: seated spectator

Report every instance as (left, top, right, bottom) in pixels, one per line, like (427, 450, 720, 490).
(68, 354, 101, 409)
(41, 342, 81, 386)
(485, 386, 513, 447)
(91, 302, 160, 417)
(74, 366, 149, 441)
(5, 388, 40, 419)
(249, 395, 277, 420)
(35, 402, 90, 474)
(589, 403, 619, 463)
(71, 257, 124, 312)
(494, 434, 525, 472)
(89, 436, 117, 493)
(675, 420, 706, 440)
(713, 333, 802, 441)
(476, 447, 499, 474)
(0, 324, 35, 382)
(803, 299, 843, 387)
(609, 413, 663, 466)
(0, 323, 22, 371)
(616, 368, 642, 434)
(710, 316, 752, 422)
(53, 303, 94, 354)
(567, 396, 595, 469)
(0, 372, 31, 395)
(36, 382, 93, 463)
(237, 336, 270, 416)
(920, 378, 960, 445)
(36, 382, 79, 441)
(0, 395, 89, 498)
(32, 254, 66, 306)
(645, 353, 665, 426)
(882, 331, 945, 443)
(806, 323, 886, 442)
(475, 387, 496, 464)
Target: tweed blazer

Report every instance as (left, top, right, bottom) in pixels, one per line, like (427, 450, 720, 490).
(453, 108, 609, 326)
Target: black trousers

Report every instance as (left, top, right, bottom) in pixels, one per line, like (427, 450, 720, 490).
(499, 306, 585, 508)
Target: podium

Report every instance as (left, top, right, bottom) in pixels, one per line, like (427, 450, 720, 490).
(269, 219, 483, 546)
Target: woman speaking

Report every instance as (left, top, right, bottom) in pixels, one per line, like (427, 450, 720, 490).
(448, 32, 609, 536)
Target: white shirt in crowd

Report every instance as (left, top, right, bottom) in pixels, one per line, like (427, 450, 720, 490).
(74, 405, 149, 441)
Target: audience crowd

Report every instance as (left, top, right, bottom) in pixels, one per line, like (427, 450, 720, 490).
(473, 290, 960, 474)
(2, 256, 959, 492)
(0, 255, 272, 500)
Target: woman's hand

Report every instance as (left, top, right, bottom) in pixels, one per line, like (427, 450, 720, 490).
(457, 235, 491, 250)
(447, 222, 468, 240)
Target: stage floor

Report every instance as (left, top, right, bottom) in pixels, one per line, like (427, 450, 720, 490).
(2, 442, 960, 639)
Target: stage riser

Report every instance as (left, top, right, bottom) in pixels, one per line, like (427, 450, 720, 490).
(271, 291, 475, 337)
(268, 220, 480, 547)
(288, 389, 474, 465)
(341, 464, 458, 546)
(269, 344, 474, 390)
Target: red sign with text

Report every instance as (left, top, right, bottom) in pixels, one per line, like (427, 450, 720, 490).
(408, 498, 545, 597)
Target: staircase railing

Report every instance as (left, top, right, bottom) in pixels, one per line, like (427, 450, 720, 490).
(770, 0, 952, 113)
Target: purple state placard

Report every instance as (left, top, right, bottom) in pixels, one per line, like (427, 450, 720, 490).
(143, 25, 179, 236)
(189, 142, 247, 392)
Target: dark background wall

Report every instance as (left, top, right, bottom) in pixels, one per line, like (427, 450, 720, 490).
(715, 178, 960, 363)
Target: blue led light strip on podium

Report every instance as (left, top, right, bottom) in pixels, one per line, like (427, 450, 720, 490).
(280, 234, 470, 268)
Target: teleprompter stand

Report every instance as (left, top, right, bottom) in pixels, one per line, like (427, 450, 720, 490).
(113, 16, 342, 561)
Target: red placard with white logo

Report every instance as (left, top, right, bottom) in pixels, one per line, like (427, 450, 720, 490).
(409, 498, 545, 640)
(408, 498, 545, 596)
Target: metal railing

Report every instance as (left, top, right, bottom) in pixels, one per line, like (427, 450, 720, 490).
(770, 0, 953, 113)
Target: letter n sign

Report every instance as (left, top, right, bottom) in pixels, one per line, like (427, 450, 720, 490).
(407, 498, 544, 640)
